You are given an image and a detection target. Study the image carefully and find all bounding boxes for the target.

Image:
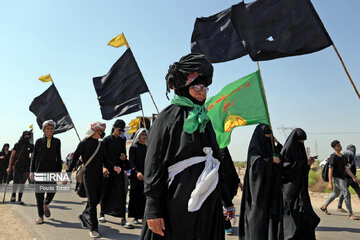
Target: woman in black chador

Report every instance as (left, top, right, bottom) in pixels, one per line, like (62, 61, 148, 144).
(141, 53, 234, 240)
(239, 124, 283, 240)
(0, 143, 11, 184)
(128, 128, 148, 224)
(280, 128, 320, 240)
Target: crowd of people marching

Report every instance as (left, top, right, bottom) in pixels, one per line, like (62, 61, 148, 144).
(1, 53, 359, 240)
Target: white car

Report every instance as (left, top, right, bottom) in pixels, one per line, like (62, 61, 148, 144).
(319, 159, 328, 169)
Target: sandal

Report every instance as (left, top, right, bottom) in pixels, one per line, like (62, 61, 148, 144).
(44, 205, 51, 218)
(35, 218, 44, 224)
(337, 208, 347, 213)
(349, 214, 360, 220)
(320, 206, 331, 215)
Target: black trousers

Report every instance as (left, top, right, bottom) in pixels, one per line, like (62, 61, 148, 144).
(82, 174, 103, 231)
(35, 191, 56, 217)
(0, 168, 7, 184)
(12, 169, 28, 195)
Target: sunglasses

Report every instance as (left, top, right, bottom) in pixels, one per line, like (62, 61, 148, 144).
(191, 85, 209, 93)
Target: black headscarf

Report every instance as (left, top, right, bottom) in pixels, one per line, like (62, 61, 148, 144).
(1, 143, 9, 152)
(166, 53, 213, 99)
(248, 124, 273, 158)
(281, 128, 307, 162)
(18, 130, 31, 144)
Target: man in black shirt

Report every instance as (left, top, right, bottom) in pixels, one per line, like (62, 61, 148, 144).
(66, 121, 121, 238)
(7, 130, 34, 204)
(321, 140, 360, 220)
(30, 120, 62, 224)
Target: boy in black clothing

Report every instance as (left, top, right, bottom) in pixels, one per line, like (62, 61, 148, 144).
(30, 120, 62, 224)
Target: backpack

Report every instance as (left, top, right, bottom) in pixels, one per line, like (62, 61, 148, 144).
(322, 161, 330, 182)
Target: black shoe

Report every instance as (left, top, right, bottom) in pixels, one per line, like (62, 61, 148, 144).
(79, 215, 90, 229)
(120, 218, 126, 226)
(10, 193, 16, 202)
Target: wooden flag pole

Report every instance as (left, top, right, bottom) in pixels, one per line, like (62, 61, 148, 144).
(332, 45, 360, 100)
(256, 61, 276, 153)
(148, 91, 160, 114)
(140, 97, 147, 129)
(51, 80, 81, 142)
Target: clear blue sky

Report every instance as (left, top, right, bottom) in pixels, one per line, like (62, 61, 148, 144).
(1, 0, 359, 161)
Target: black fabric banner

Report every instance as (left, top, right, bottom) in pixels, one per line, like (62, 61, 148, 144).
(231, 0, 333, 61)
(191, 7, 248, 63)
(93, 48, 149, 117)
(100, 95, 142, 120)
(29, 84, 73, 134)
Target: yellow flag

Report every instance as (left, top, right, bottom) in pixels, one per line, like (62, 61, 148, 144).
(38, 74, 53, 82)
(129, 118, 140, 134)
(29, 124, 34, 129)
(108, 33, 129, 48)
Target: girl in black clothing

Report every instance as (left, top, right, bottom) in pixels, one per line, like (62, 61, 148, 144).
(30, 120, 62, 224)
(0, 143, 10, 184)
(128, 128, 148, 224)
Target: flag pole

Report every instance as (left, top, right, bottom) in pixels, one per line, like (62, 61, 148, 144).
(256, 61, 276, 153)
(332, 44, 360, 100)
(119, 34, 160, 114)
(140, 97, 147, 129)
(51, 80, 82, 142)
(148, 91, 160, 114)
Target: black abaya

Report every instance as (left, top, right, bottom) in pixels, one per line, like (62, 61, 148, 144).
(280, 129, 320, 240)
(239, 124, 283, 240)
(128, 142, 147, 219)
(141, 104, 232, 240)
(101, 135, 129, 218)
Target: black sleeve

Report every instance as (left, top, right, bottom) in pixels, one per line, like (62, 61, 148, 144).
(144, 114, 171, 219)
(102, 143, 114, 169)
(56, 139, 62, 172)
(119, 138, 130, 170)
(328, 154, 335, 168)
(67, 141, 84, 172)
(30, 139, 40, 173)
(129, 146, 138, 174)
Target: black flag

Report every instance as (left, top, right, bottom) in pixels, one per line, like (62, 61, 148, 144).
(93, 48, 148, 120)
(29, 84, 73, 134)
(231, 0, 333, 61)
(100, 96, 143, 120)
(191, 7, 248, 63)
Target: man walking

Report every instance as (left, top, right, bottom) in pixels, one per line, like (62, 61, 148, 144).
(321, 140, 360, 220)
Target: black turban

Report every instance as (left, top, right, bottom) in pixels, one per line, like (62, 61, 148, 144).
(165, 53, 213, 96)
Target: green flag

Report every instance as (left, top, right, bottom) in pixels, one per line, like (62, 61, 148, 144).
(205, 71, 270, 148)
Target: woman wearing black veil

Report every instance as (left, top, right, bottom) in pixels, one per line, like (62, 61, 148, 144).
(239, 124, 283, 240)
(280, 128, 320, 240)
(141, 53, 234, 240)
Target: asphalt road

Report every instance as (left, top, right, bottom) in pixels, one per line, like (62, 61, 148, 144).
(3, 182, 360, 240)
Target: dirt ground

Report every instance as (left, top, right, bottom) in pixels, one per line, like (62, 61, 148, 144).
(1, 191, 359, 240)
(0, 203, 35, 240)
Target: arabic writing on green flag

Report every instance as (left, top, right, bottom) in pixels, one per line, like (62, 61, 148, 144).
(205, 71, 270, 148)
